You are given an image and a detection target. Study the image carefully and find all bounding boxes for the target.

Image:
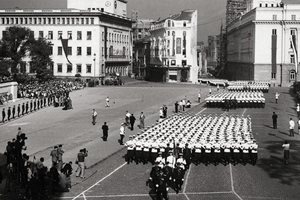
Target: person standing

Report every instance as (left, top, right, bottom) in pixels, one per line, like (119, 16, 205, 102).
(282, 141, 290, 165)
(163, 105, 168, 118)
(76, 149, 88, 178)
(105, 96, 110, 107)
(139, 112, 145, 129)
(92, 109, 97, 125)
(2, 108, 5, 123)
(12, 105, 15, 119)
(125, 111, 131, 125)
(129, 114, 136, 131)
(297, 103, 300, 118)
(17, 104, 21, 117)
(275, 92, 279, 104)
(50, 146, 58, 167)
(119, 123, 125, 145)
(34, 99, 37, 111)
(175, 101, 179, 113)
(272, 112, 278, 129)
(289, 118, 295, 137)
(7, 107, 11, 121)
(25, 101, 29, 114)
(159, 107, 164, 118)
(198, 92, 201, 103)
(102, 122, 109, 141)
(57, 144, 64, 171)
(22, 102, 25, 115)
(30, 100, 33, 112)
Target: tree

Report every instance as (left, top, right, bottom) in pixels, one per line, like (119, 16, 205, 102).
(29, 38, 53, 81)
(0, 26, 32, 75)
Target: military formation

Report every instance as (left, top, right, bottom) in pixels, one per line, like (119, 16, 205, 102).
(205, 91, 266, 108)
(227, 81, 270, 93)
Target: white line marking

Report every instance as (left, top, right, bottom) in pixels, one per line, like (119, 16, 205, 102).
(242, 196, 281, 200)
(229, 164, 243, 200)
(72, 162, 127, 200)
(196, 108, 207, 115)
(183, 164, 192, 193)
(184, 193, 191, 200)
(242, 109, 247, 116)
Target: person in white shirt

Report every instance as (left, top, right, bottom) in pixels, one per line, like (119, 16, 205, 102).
(297, 103, 300, 118)
(119, 123, 126, 145)
(198, 92, 201, 103)
(105, 96, 110, 107)
(289, 118, 295, 137)
(176, 154, 187, 170)
(92, 109, 97, 125)
(275, 92, 279, 104)
(282, 141, 290, 165)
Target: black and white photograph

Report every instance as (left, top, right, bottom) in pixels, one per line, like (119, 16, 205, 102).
(0, 0, 300, 199)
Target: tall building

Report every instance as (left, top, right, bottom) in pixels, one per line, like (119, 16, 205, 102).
(226, 0, 247, 26)
(226, 0, 300, 86)
(149, 10, 198, 83)
(207, 35, 220, 71)
(0, 0, 132, 80)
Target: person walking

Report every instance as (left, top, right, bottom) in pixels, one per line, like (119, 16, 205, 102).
(105, 96, 110, 107)
(275, 92, 280, 104)
(22, 102, 25, 115)
(102, 122, 109, 141)
(139, 112, 145, 129)
(297, 103, 300, 118)
(129, 114, 136, 131)
(282, 141, 290, 165)
(159, 107, 164, 119)
(1, 108, 6, 123)
(119, 123, 125, 145)
(175, 101, 179, 113)
(92, 109, 97, 125)
(57, 144, 64, 171)
(272, 112, 278, 129)
(163, 105, 168, 118)
(289, 118, 295, 137)
(76, 149, 88, 178)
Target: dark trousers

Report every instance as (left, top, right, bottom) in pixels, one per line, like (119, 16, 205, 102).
(283, 150, 289, 164)
(290, 129, 294, 137)
(92, 116, 96, 125)
(103, 132, 108, 141)
(276, 99, 278, 103)
(130, 122, 134, 130)
(175, 107, 178, 113)
(120, 135, 124, 145)
(198, 98, 201, 103)
(273, 121, 277, 129)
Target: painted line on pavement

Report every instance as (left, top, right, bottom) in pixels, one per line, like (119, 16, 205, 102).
(242, 108, 247, 116)
(72, 162, 127, 200)
(242, 196, 281, 200)
(196, 107, 207, 115)
(182, 164, 192, 200)
(229, 164, 243, 200)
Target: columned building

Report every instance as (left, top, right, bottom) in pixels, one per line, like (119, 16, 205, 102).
(0, 0, 132, 79)
(226, 0, 300, 86)
(149, 10, 198, 83)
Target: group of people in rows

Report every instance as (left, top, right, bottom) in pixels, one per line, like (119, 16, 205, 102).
(205, 91, 266, 109)
(227, 81, 270, 93)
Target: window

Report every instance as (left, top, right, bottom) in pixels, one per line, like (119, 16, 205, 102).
(87, 47, 92, 55)
(76, 18, 79, 24)
(272, 29, 277, 35)
(77, 31, 82, 40)
(77, 47, 82, 55)
(48, 18, 51, 24)
(68, 31, 72, 39)
(57, 18, 60, 24)
(109, 33, 111, 42)
(292, 15, 296, 20)
(39, 31, 44, 38)
(43, 18, 46, 24)
(86, 64, 91, 73)
(102, 47, 104, 57)
(167, 20, 171, 27)
(81, 18, 84, 24)
(58, 47, 63, 55)
(91, 18, 94, 24)
(62, 18, 65, 24)
(67, 18, 70, 24)
(77, 64, 82, 73)
(87, 31, 92, 40)
(58, 31, 62, 39)
(48, 31, 53, 40)
(272, 15, 277, 20)
(71, 18, 75, 24)
(265, 4, 268, 7)
(86, 18, 89, 24)
(34, 18, 37, 24)
(57, 64, 62, 73)
(291, 54, 295, 63)
(271, 73, 276, 79)
(67, 47, 72, 55)
(290, 70, 296, 81)
(53, 18, 56, 24)
(67, 64, 72, 73)
(49, 46, 53, 55)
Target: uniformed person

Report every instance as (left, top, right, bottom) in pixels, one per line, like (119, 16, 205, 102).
(7, 107, 11, 121)
(12, 105, 15, 119)
(25, 101, 29, 114)
(34, 99, 37, 111)
(21, 103, 25, 115)
(30, 100, 33, 112)
(17, 104, 20, 117)
(2, 108, 5, 123)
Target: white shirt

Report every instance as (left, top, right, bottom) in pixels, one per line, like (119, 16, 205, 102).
(120, 126, 125, 135)
(282, 143, 290, 150)
(106, 98, 109, 102)
(93, 111, 97, 117)
(289, 120, 295, 129)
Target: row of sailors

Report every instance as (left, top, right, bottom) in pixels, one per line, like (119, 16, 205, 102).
(228, 81, 270, 86)
(227, 85, 269, 93)
(126, 139, 258, 165)
(205, 92, 265, 108)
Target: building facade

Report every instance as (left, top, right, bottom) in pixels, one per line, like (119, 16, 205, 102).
(207, 35, 220, 71)
(226, 0, 247, 26)
(149, 10, 198, 83)
(226, 0, 300, 86)
(0, 0, 132, 79)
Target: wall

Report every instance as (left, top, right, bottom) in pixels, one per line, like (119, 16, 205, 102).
(0, 82, 18, 101)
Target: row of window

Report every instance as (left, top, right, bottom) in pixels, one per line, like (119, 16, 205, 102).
(51, 46, 92, 56)
(0, 17, 95, 25)
(272, 14, 297, 21)
(57, 64, 92, 73)
(102, 32, 130, 44)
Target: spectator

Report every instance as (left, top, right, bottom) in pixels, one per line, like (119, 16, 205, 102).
(119, 123, 126, 145)
(282, 141, 290, 165)
(139, 112, 145, 129)
(76, 149, 88, 179)
(50, 146, 58, 167)
(92, 109, 97, 125)
(129, 114, 136, 131)
(102, 122, 109, 141)
(289, 118, 295, 137)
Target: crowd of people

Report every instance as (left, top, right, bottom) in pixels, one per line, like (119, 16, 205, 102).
(205, 91, 265, 108)
(2, 128, 74, 199)
(227, 81, 270, 93)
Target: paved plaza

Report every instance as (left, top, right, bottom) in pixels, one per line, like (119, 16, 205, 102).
(1, 82, 300, 200)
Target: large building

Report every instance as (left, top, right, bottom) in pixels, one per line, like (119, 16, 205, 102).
(0, 0, 132, 79)
(226, 0, 300, 86)
(207, 35, 220, 71)
(149, 10, 198, 83)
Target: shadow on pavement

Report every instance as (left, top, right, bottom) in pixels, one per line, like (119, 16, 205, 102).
(257, 140, 300, 186)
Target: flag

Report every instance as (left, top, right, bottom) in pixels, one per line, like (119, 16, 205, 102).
(61, 38, 72, 65)
(290, 37, 298, 74)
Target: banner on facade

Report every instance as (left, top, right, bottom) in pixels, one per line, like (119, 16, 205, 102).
(60, 38, 72, 65)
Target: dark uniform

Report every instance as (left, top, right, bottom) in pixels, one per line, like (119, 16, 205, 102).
(34, 99, 37, 110)
(12, 105, 15, 119)
(37, 99, 40, 109)
(175, 102, 179, 113)
(17, 104, 20, 117)
(25, 102, 29, 114)
(44, 98, 46, 107)
(30, 101, 33, 112)
(272, 112, 278, 129)
(102, 122, 109, 141)
(21, 103, 25, 115)
(7, 107, 11, 121)
(2, 108, 5, 123)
